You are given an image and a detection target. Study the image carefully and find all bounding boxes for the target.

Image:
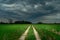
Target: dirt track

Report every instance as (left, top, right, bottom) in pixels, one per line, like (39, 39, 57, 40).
(19, 26, 31, 40)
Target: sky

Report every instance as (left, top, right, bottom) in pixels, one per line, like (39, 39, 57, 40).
(0, 0, 60, 23)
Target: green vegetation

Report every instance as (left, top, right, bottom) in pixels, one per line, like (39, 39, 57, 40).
(0, 24, 60, 40)
(0, 24, 29, 40)
(25, 26, 36, 40)
(33, 24, 60, 40)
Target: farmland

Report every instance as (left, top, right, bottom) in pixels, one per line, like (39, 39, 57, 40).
(33, 24, 60, 40)
(0, 24, 29, 40)
(0, 24, 60, 40)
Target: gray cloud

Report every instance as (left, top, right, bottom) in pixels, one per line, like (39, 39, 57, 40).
(0, 0, 60, 23)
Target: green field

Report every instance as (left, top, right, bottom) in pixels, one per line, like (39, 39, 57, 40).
(25, 26, 36, 40)
(33, 24, 60, 40)
(0, 24, 29, 40)
(0, 24, 60, 40)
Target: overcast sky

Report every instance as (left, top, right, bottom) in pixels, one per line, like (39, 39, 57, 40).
(0, 0, 60, 23)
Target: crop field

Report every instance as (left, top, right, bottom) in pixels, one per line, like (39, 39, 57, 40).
(0, 24, 29, 40)
(33, 24, 60, 40)
(0, 24, 60, 40)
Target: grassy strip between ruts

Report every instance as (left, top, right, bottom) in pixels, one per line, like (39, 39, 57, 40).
(25, 26, 36, 40)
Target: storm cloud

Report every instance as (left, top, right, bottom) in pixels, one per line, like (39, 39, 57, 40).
(0, 0, 60, 23)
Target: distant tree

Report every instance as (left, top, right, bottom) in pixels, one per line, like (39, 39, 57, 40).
(0, 22, 5, 24)
(54, 23, 60, 24)
(37, 22, 43, 24)
(8, 19, 13, 24)
(14, 21, 32, 24)
(54, 22, 59, 24)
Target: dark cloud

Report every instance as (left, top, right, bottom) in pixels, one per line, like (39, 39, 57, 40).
(0, 0, 60, 23)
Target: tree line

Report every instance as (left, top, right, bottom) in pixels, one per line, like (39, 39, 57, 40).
(0, 19, 60, 24)
(0, 21, 32, 24)
(0, 20, 60, 24)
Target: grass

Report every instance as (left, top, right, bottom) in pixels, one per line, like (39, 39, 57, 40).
(25, 26, 36, 40)
(0, 24, 60, 40)
(33, 24, 60, 40)
(0, 24, 29, 40)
